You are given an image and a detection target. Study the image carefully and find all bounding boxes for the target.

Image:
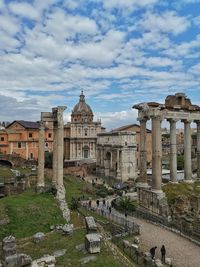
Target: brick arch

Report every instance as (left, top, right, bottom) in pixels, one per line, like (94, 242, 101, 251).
(0, 159, 13, 167)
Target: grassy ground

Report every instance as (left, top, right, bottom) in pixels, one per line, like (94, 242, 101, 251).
(0, 189, 65, 240)
(17, 229, 125, 267)
(163, 181, 200, 205)
(0, 168, 139, 266)
(64, 174, 96, 202)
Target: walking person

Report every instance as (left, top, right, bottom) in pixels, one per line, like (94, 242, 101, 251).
(109, 206, 112, 214)
(160, 245, 166, 264)
(150, 246, 157, 260)
(96, 199, 99, 208)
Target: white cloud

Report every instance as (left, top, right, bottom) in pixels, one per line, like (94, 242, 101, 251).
(0, 31, 20, 51)
(96, 109, 138, 130)
(44, 9, 98, 42)
(138, 11, 190, 35)
(0, 14, 20, 35)
(102, 0, 158, 10)
(9, 2, 39, 20)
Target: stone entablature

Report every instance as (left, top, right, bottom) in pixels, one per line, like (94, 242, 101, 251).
(96, 131, 137, 181)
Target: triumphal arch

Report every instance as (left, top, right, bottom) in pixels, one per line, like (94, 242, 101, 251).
(133, 93, 200, 217)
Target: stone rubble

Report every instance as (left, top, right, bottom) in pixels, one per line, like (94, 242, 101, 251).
(2, 236, 32, 267)
(33, 232, 45, 243)
(31, 255, 56, 267)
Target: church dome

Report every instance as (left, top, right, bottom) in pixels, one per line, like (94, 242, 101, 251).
(71, 91, 93, 123)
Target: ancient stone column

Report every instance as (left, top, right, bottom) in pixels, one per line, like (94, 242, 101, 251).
(151, 115, 162, 192)
(196, 121, 200, 179)
(116, 149, 121, 179)
(110, 151, 113, 169)
(183, 119, 192, 181)
(138, 118, 148, 187)
(37, 120, 45, 189)
(169, 119, 177, 183)
(52, 123, 58, 187)
(55, 106, 66, 190)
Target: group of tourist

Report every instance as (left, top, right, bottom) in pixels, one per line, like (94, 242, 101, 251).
(150, 245, 166, 264)
(87, 198, 112, 215)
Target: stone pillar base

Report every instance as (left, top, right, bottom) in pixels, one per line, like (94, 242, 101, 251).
(136, 182, 151, 189)
(169, 181, 179, 184)
(36, 185, 45, 194)
(184, 179, 194, 184)
(138, 187, 169, 218)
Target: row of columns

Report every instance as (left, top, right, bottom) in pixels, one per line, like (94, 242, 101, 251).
(139, 116, 200, 192)
(37, 106, 66, 192)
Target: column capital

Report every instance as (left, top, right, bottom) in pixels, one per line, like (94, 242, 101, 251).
(167, 118, 178, 123)
(151, 114, 162, 122)
(181, 119, 193, 124)
(137, 116, 148, 123)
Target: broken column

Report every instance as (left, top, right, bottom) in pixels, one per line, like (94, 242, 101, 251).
(37, 120, 45, 192)
(53, 106, 66, 190)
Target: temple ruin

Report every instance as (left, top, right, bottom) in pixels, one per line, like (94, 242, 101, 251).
(133, 93, 200, 217)
(37, 106, 66, 192)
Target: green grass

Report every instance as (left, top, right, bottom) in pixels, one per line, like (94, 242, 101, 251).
(0, 190, 65, 240)
(17, 229, 125, 267)
(64, 174, 96, 202)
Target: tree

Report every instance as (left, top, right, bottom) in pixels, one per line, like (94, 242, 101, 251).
(45, 152, 53, 168)
(177, 155, 184, 170)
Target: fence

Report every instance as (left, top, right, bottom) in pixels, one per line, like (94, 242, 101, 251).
(81, 202, 140, 235)
(112, 237, 156, 267)
(134, 208, 200, 245)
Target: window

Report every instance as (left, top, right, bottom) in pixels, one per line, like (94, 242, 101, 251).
(18, 142, 22, 148)
(85, 129, 88, 136)
(48, 133, 52, 138)
(1, 137, 4, 141)
(45, 143, 48, 147)
(29, 133, 33, 138)
(30, 153, 33, 159)
(78, 128, 81, 134)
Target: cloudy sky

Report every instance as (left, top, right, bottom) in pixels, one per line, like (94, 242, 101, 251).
(0, 0, 200, 129)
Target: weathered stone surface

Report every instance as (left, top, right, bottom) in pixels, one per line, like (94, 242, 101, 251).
(85, 234, 101, 254)
(85, 216, 97, 233)
(155, 259, 163, 267)
(3, 253, 32, 267)
(134, 236, 140, 244)
(131, 244, 138, 250)
(33, 232, 45, 243)
(53, 249, 66, 258)
(165, 257, 172, 266)
(62, 224, 73, 235)
(31, 255, 56, 267)
(79, 255, 97, 265)
(2, 236, 17, 258)
(123, 240, 130, 248)
(56, 187, 70, 222)
(75, 244, 86, 252)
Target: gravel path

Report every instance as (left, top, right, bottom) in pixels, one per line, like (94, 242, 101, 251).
(133, 216, 200, 267)
(85, 176, 200, 267)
